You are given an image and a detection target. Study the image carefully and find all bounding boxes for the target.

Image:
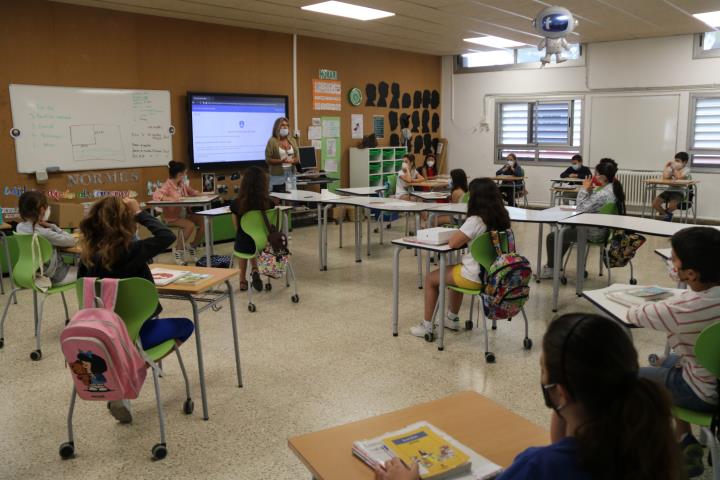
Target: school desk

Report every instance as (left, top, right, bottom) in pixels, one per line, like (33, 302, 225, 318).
(641, 178, 699, 223)
(151, 263, 242, 421)
(146, 195, 219, 267)
(288, 391, 548, 480)
(0, 223, 15, 296)
(410, 191, 451, 201)
(582, 283, 685, 327)
(410, 178, 450, 189)
(335, 186, 387, 196)
(549, 185, 580, 207)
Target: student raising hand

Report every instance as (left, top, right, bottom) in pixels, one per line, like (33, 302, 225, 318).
(582, 176, 593, 192)
(374, 458, 419, 480)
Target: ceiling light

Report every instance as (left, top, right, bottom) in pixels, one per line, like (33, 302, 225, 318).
(693, 11, 720, 28)
(463, 35, 526, 49)
(301, 1, 394, 21)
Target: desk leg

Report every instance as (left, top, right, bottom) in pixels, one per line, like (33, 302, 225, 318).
(317, 203, 323, 271)
(415, 214, 423, 289)
(392, 245, 401, 336)
(576, 226, 587, 297)
(535, 223, 544, 283)
(323, 204, 332, 271)
(552, 227, 564, 312)
(203, 216, 212, 267)
(189, 296, 209, 420)
(366, 210, 371, 257)
(354, 206, 361, 263)
(438, 253, 446, 351)
(225, 281, 243, 388)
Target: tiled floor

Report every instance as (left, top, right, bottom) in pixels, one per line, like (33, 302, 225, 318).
(0, 220, 713, 479)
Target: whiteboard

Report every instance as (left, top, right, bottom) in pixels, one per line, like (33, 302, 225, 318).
(9, 84, 173, 173)
(588, 94, 680, 170)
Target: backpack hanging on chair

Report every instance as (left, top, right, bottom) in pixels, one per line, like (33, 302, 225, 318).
(480, 230, 531, 320)
(257, 210, 289, 279)
(604, 229, 646, 268)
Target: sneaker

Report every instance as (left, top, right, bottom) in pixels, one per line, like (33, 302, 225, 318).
(251, 271, 263, 292)
(410, 320, 433, 338)
(663, 211, 674, 222)
(186, 246, 198, 262)
(435, 315, 460, 331)
(173, 249, 186, 266)
(538, 266, 555, 280)
(108, 400, 133, 424)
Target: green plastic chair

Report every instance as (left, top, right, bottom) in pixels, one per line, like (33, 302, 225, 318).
(441, 231, 531, 363)
(233, 209, 298, 313)
(63, 277, 194, 460)
(0, 234, 75, 360)
(385, 175, 397, 197)
(460, 192, 469, 203)
(672, 322, 720, 480)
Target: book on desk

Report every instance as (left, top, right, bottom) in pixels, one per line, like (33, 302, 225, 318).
(605, 286, 674, 307)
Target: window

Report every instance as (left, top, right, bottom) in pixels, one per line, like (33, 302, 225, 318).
(456, 44, 583, 73)
(693, 32, 720, 59)
(495, 99, 582, 164)
(688, 95, 720, 169)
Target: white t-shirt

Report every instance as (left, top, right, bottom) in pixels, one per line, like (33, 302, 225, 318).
(458, 215, 488, 282)
(279, 145, 294, 161)
(395, 167, 417, 196)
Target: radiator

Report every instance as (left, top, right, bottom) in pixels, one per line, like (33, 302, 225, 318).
(616, 169, 656, 213)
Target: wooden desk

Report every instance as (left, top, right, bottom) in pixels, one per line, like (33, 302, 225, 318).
(641, 178, 699, 223)
(151, 263, 242, 420)
(288, 391, 547, 480)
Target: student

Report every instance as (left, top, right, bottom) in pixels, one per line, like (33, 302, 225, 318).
(433, 168, 468, 226)
(16, 191, 78, 286)
(229, 167, 273, 292)
(395, 153, 425, 200)
(652, 151, 691, 222)
(559, 154, 592, 179)
(540, 159, 626, 279)
(378, 313, 682, 480)
(418, 154, 438, 181)
(78, 196, 194, 424)
(410, 178, 510, 337)
(627, 226, 720, 478)
(152, 160, 205, 263)
(496, 153, 525, 207)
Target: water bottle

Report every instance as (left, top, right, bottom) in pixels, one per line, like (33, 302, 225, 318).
(290, 170, 297, 190)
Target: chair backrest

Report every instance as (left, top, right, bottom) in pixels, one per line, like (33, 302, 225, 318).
(598, 202, 618, 215)
(75, 277, 159, 341)
(385, 175, 397, 197)
(695, 322, 720, 380)
(12, 233, 54, 289)
(460, 192, 469, 204)
(240, 208, 279, 255)
(469, 231, 510, 271)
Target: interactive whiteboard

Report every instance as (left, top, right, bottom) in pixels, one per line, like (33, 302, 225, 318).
(9, 84, 173, 173)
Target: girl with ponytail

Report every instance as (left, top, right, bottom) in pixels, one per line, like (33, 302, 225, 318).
(539, 158, 626, 279)
(375, 313, 682, 480)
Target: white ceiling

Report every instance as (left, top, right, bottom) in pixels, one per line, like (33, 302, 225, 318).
(51, 0, 720, 55)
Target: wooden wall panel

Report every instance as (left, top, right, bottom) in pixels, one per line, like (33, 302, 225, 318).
(0, 0, 440, 219)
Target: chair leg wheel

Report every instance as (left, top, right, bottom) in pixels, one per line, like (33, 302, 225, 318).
(248, 303, 256, 313)
(465, 320, 473, 331)
(523, 337, 533, 350)
(485, 352, 496, 363)
(0, 337, 4, 349)
(584, 270, 589, 278)
(59, 441, 75, 459)
(560, 277, 568, 285)
(291, 294, 299, 303)
(30, 349, 42, 361)
(265, 283, 272, 291)
(629, 278, 638, 285)
(183, 398, 194, 415)
(151, 443, 167, 460)
(424, 332, 435, 342)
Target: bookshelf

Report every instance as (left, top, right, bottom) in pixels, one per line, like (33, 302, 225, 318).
(349, 147, 407, 188)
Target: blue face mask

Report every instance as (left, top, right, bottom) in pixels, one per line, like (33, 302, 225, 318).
(571, 163, 580, 171)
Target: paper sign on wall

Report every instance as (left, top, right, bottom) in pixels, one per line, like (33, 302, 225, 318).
(373, 115, 385, 139)
(308, 126, 322, 140)
(313, 79, 342, 111)
(322, 117, 341, 138)
(351, 114, 364, 139)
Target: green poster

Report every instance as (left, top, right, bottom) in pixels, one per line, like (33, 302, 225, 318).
(320, 116, 341, 192)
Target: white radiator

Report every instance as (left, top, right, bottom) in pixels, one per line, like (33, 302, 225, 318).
(616, 170, 657, 212)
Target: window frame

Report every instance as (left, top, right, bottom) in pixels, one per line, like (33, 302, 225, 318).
(455, 44, 585, 74)
(692, 32, 720, 60)
(687, 92, 720, 172)
(494, 97, 583, 166)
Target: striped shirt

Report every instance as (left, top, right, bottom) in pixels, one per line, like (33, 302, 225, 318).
(627, 286, 720, 405)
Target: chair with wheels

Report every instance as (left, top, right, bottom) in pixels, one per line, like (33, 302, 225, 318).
(60, 277, 194, 461)
(675, 184, 697, 224)
(233, 208, 299, 313)
(431, 232, 531, 363)
(0, 234, 74, 360)
(671, 322, 720, 480)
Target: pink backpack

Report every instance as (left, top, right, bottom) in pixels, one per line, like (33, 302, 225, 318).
(60, 278, 147, 401)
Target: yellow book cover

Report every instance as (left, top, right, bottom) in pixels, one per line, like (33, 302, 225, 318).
(382, 426, 470, 479)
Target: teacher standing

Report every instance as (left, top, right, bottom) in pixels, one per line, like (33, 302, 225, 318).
(265, 117, 299, 192)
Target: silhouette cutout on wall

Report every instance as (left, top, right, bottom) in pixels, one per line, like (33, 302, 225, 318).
(389, 111, 398, 131)
(389, 133, 400, 147)
(422, 90, 431, 109)
(402, 93, 411, 108)
(432, 113, 440, 132)
(422, 110, 430, 133)
(431, 90, 440, 109)
(423, 134, 433, 155)
(390, 83, 400, 109)
(365, 84, 377, 107)
(413, 90, 422, 109)
(377, 81, 389, 107)
(411, 111, 420, 132)
(413, 135, 424, 154)
(400, 113, 410, 129)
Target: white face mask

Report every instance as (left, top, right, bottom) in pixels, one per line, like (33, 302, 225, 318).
(666, 259, 681, 283)
(672, 160, 683, 170)
(427, 160, 435, 168)
(43, 206, 51, 222)
(183, 175, 189, 186)
(571, 163, 580, 171)
(507, 159, 515, 166)
(279, 127, 289, 137)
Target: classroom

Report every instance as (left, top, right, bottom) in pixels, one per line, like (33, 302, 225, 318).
(2, 1, 720, 479)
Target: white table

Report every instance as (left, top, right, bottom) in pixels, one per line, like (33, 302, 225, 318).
(391, 237, 461, 351)
(334, 186, 386, 196)
(410, 191, 451, 201)
(654, 248, 671, 261)
(582, 283, 685, 327)
(146, 195, 219, 266)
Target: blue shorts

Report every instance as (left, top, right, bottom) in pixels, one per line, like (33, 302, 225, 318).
(138, 318, 194, 350)
(639, 354, 716, 413)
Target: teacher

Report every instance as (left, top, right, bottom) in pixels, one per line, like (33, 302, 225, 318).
(265, 117, 299, 192)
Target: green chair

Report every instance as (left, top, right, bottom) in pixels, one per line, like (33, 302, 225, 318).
(233, 209, 298, 313)
(460, 192, 469, 203)
(435, 232, 531, 363)
(0, 234, 74, 360)
(61, 277, 194, 461)
(672, 322, 720, 480)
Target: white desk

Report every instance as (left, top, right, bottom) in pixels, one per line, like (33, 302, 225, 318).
(410, 191, 451, 201)
(335, 186, 386, 196)
(582, 283, 685, 326)
(391, 237, 461, 351)
(654, 248, 671, 261)
(147, 195, 219, 266)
